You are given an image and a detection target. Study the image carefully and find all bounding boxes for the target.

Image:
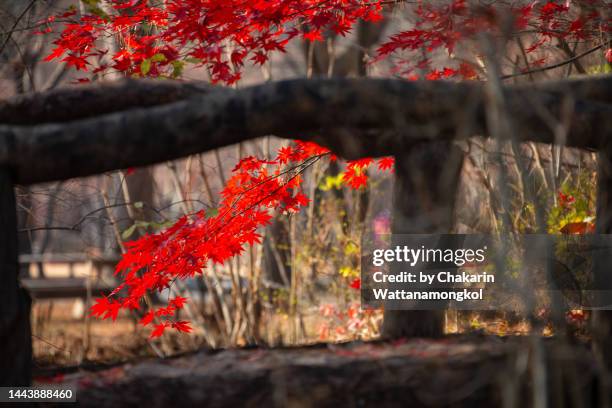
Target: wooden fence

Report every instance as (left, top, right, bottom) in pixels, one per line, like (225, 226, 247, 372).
(0, 75, 610, 385)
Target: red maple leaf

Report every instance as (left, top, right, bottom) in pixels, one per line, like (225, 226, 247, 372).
(303, 29, 323, 42)
(150, 323, 167, 338)
(170, 296, 188, 309)
(172, 321, 193, 333)
(61, 54, 89, 71)
(90, 297, 121, 321)
(277, 146, 293, 164)
(155, 305, 176, 317)
(44, 46, 65, 62)
(139, 311, 155, 326)
(377, 157, 394, 171)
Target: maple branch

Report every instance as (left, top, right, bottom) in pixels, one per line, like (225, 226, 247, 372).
(17, 200, 166, 233)
(0, 76, 610, 185)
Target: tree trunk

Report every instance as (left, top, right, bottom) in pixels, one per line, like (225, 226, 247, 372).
(382, 141, 464, 339)
(0, 169, 31, 385)
(126, 167, 155, 230)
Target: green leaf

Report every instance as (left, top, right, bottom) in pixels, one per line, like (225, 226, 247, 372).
(133, 201, 144, 209)
(81, 0, 109, 19)
(587, 63, 612, 75)
(205, 208, 219, 219)
(171, 60, 184, 78)
(151, 53, 167, 63)
(121, 224, 137, 240)
(141, 59, 151, 75)
(151, 220, 173, 230)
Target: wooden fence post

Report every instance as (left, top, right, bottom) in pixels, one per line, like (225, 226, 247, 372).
(593, 145, 612, 373)
(0, 170, 31, 385)
(382, 141, 464, 338)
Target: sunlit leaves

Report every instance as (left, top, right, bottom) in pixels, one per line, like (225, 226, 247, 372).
(150, 323, 167, 338)
(43, 0, 609, 83)
(170, 296, 188, 309)
(43, 0, 382, 83)
(90, 297, 121, 321)
(376, 157, 394, 171)
(139, 311, 155, 326)
(89, 140, 394, 337)
(172, 321, 193, 333)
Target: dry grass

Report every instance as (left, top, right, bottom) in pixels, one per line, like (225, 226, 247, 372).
(32, 300, 161, 369)
(33, 297, 551, 374)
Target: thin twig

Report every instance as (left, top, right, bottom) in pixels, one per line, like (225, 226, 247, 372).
(0, 0, 37, 57)
(501, 42, 608, 80)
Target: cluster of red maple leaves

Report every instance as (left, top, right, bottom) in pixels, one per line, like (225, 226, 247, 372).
(41, 0, 381, 83)
(91, 140, 392, 337)
(40, 1, 610, 83)
(378, 0, 610, 79)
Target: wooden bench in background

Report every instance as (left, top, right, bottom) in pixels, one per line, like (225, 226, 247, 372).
(18, 253, 119, 300)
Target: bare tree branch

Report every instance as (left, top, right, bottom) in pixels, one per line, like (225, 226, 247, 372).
(501, 42, 608, 80)
(0, 0, 36, 57)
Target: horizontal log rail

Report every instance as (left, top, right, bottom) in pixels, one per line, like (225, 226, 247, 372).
(0, 75, 610, 185)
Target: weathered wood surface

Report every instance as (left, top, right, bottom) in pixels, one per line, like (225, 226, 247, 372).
(3, 75, 610, 126)
(39, 337, 597, 408)
(0, 170, 31, 386)
(593, 144, 612, 373)
(0, 75, 610, 185)
(0, 81, 213, 126)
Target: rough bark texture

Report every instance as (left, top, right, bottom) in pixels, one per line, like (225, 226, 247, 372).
(0, 76, 610, 185)
(0, 169, 31, 386)
(593, 144, 612, 370)
(41, 337, 598, 408)
(0, 80, 212, 125)
(1, 75, 610, 126)
(382, 142, 465, 339)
